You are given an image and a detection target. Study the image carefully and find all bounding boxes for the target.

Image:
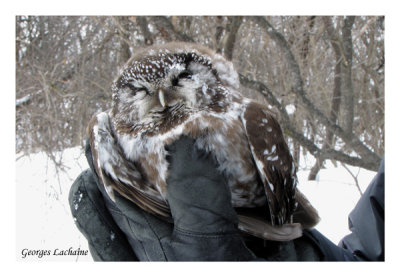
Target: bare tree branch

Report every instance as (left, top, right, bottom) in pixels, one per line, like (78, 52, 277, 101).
(341, 162, 363, 196)
(136, 16, 154, 46)
(224, 16, 243, 61)
(16, 90, 42, 107)
(151, 16, 194, 42)
(59, 31, 114, 82)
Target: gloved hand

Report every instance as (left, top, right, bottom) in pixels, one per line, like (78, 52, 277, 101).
(163, 136, 256, 260)
(70, 136, 256, 261)
(166, 135, 239, 234)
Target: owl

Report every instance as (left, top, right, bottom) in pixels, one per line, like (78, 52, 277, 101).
(88, 42, 319, 241)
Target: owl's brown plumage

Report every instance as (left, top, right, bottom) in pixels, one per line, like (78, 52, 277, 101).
(88, 42, 319, 241)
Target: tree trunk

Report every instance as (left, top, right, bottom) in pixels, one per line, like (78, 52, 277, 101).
(136, 16, 153, 46)
(223, 16, 243, 61)
(341, 16, 356, 135)
(308, 17, 345, 180)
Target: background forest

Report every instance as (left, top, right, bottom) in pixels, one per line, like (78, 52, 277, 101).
(15, 16, 384, 179)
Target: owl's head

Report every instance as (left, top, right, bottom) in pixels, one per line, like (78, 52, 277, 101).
(111, 42, 239, 129)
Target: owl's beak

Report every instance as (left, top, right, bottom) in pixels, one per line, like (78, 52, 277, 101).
(158, 89, 166, 108)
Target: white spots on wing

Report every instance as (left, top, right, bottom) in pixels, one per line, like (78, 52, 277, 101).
(263, 144, 279, 162)
(263, 144, 276, 156)
(268, 182, 274, 192)
(266, 126, 272, 132)
(292, 178, 297, 188)
(260, 118, 269, 127)
(267, 155, 279, 161)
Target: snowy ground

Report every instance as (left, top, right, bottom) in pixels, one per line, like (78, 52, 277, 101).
(296, 156, 375, 244)
(16, 147, 92, 261)
(15, 147, 377, 261)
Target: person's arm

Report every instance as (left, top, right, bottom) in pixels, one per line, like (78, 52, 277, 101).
(339, 159, 384, 261)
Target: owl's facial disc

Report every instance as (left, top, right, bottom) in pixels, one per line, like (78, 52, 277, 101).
(140, 66, 203, 111)
(112, 51, 221, 125)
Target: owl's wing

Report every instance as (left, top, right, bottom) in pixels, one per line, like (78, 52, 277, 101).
(240, 101, 298, 226)
(87, 112, 171, 219)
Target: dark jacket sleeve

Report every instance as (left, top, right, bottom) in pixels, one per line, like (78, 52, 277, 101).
(338, 159, 385, 261)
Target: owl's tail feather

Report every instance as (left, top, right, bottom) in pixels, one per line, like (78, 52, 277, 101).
(237, 214, 302, 241)
(292, 189, 320, 229)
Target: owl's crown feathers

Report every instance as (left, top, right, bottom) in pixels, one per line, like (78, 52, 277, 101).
(113, 42, 239, 91)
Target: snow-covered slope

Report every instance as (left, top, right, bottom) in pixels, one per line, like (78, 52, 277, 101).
(16, 147, 377, 261)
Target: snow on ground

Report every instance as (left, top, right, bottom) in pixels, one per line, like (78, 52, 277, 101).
(16, 147, 377, 261)
(297, 161, 376, 244)
(16, 147, 92, 261)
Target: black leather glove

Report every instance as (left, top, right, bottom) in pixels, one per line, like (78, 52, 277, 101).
(166, 136, 239, 233)
(162, 136, 256, 260)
